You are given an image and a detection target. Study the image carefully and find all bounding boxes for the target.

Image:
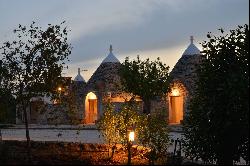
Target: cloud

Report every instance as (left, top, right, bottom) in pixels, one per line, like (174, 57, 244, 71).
(0, 0, 248, 81)
(54, 0, 156, 41)
(68, 0, 248, 60)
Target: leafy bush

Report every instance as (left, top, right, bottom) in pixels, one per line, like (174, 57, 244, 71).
(97, 100, 170, 164)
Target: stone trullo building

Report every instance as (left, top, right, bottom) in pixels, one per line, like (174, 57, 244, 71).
(16, 37, 201, 126)
(167, 36, 202, 124)
(76, 45, 141, 124)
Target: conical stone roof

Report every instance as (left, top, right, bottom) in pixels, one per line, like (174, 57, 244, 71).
(170, 36, 202, 93)
(101, 45, 120, 64)
(84, 45, 122, 93)
(74, 68, 86, 82)
(182, 36, 200, 56)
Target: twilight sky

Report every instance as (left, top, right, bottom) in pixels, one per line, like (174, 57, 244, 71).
(0, 0, 249, 81)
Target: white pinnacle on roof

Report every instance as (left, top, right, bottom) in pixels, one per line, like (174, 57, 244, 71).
(74, 68, 86, 82)
(182, 36, 201, 56)
(101, 45, 120, 64)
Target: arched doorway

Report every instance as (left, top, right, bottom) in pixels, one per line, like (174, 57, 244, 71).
(85, 92, 98, 124)
(168, 87, 184, 124)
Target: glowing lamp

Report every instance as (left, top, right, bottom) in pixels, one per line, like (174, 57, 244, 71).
(129, 131, 135, 142)
(171, 88, 180, 96)
(58, 87, 62, 91)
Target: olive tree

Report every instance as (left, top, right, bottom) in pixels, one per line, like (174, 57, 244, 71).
(0, 60, 16, 123)
(137, 108, 170, 165)
(97, 100, 141, 160)
(119, 56, 170, 114)
(98, 100, 170, 165)
(0, 21, 72, 161)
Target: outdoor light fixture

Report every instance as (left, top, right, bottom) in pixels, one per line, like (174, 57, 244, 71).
(88, 92, 97, 100)
(128, 130, 135, 165)
(171, 88, 180, 96)
(129, 131, 135, 142)
(58, 87, 62, 103)
(107, 92, 112, 98)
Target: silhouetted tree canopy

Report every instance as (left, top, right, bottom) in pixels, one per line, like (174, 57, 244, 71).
(0, 60, 16, 123)
(0, 88, 16, 123)
(119, 56, 170, 114)
(0, 21, 72, 161)
(183, 24, 249, 165)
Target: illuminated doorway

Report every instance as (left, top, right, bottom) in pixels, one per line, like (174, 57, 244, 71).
(85, 92, 97, 124)
(169, 88, 183, 124)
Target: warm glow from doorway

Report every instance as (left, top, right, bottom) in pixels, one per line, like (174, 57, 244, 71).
(171, 88, 180, 96)
(85, 92, 98, 124)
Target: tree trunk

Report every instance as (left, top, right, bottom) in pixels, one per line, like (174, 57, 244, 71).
(143, 99, 151, 114)
(22, 102, 31, 162)
(127, 141, 132, 165)
(110, 145, 116, 160)
(20, 83, 31, 162)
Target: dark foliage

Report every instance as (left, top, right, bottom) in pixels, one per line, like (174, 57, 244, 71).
(0, 89, 16, 123)
(119, 56, 170, 114)
(183, 24, 249, 165)
(0, 21, 72, 162)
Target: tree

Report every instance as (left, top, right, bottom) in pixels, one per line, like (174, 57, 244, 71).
(183, 24, 249, 165)
(58, 82, 83, 125)
(97, 100, 141, 160)
(0, 21, 72, 162)
(0, 60, 16, 123)
(119, 56, 170, 114)
(137, 108, 170, 165)
(0, 89, 16, 123)
(97, 100, 170, 165)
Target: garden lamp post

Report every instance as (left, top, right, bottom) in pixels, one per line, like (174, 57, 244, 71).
(128, 130, 135, 165)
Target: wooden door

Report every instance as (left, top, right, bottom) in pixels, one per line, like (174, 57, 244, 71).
(88, 99, 97, 123)
(169, 96, 183, 124)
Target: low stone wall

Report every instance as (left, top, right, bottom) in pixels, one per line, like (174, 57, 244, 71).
(0, 140, 202, 165)
(0, 140, 155, 165)
(0, 140, 110, 165)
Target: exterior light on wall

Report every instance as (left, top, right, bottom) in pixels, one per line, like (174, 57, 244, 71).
(58, 87, 62, 103)
(107, 92, 112, 98)
(88, 92, 97, 100)
(171, 88, 180, 96)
